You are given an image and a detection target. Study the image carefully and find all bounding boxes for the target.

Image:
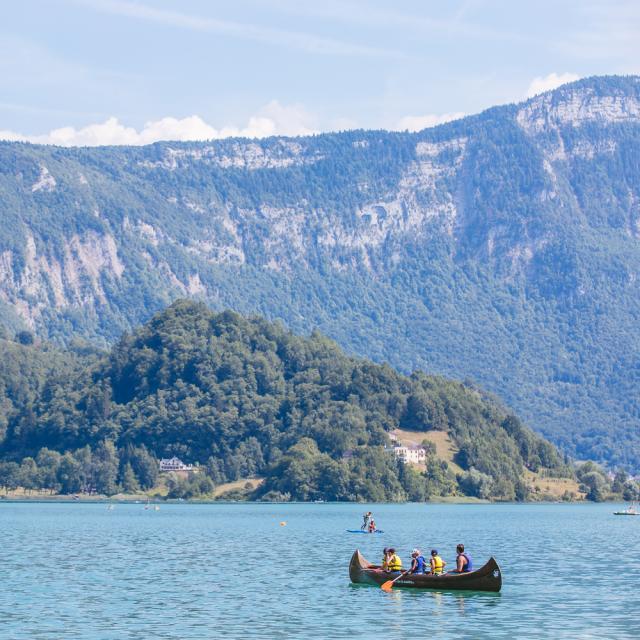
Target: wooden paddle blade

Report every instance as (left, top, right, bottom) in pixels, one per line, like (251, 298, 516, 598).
(380, 580, 394, 592)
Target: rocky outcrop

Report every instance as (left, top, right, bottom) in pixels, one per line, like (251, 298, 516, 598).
(0, 232, 124, 327)
(517, 82, 640, 134)
(138, 139, 323, 171)
(3, 77, 640, 328)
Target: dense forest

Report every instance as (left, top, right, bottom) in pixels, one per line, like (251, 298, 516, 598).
(1, 76, 640, 471)
(0, 301, 634, 502)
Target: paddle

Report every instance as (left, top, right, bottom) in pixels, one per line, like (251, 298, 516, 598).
(381, 570, 409, 592)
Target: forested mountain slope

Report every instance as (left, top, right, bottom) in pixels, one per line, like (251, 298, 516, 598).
(0, 301, 570, 501)
(1, 76, 640, 469)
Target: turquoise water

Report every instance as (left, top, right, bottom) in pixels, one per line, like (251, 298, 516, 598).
(1, 502, 639, 639)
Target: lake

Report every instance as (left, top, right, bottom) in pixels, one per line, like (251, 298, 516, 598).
(0, 502, 638, 639)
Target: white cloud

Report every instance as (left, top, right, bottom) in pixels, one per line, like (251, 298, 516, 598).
(0, 106, 475, 145)
(237, 100, 319, 138)
(0, 101, 319, 146)
(526, 72, 580, 98)
(394, 112, 465, 132)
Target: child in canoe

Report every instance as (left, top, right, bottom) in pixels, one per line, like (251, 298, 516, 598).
(429, 549, 446, 575)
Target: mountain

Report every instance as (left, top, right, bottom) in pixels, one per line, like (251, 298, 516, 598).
(0, 300, 574, 501)
(1, 76, 639, 470)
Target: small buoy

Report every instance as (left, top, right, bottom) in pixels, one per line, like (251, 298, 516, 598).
(280, 521, 287, 526)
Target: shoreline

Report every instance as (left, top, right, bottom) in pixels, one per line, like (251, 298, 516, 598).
(0, 495, 605, 505)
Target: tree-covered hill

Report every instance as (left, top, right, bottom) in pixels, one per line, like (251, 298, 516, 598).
(1, 76, 640, 470)
(0, 301, 574, 501)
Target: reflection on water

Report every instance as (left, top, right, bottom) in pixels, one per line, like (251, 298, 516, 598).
(0, 502, 639, 639)
(376, 586, 502, 619)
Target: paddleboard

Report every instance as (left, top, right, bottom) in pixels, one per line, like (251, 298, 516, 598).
(346, 529, 384, 534)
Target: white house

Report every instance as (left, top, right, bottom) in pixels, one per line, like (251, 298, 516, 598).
(159, 457, 196, 473)
(393, 446, 427, 465)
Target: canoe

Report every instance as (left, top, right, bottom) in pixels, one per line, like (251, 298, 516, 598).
(349, 550, 502, 592)
(346, 529, 384, 534)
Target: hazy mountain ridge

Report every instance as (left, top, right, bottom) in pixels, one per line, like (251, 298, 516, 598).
(1, 75, 640, 469)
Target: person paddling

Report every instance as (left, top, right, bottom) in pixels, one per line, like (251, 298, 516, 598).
(409, 549, 426, 574)
(429, 549, 446, 575)
(381, 547, 390, 570)
(453, 543, 473, 573)
(361, 511, 372, 530)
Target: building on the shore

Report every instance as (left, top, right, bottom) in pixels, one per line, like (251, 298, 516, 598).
(159, 457, 198, 476)
(393, 445, 427, 465)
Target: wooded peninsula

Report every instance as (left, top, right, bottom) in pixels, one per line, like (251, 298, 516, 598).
(0, 301, 634, 502)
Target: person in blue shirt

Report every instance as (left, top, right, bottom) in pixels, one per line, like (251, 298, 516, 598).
(409, 548, 426, 574)
(453, 543, 473, 573)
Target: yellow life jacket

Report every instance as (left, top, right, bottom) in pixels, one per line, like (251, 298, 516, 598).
(388, 554, 402, 571)
(432, 555, 444, 574)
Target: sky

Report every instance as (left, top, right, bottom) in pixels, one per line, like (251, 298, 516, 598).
(1, 0, 639, 145)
